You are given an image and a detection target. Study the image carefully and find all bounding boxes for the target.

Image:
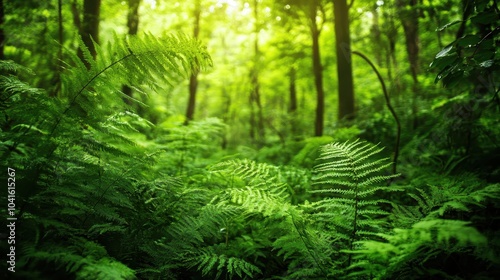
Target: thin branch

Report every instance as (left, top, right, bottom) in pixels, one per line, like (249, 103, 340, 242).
(348, 0, 355, 10)
(352, 51, 401, 175)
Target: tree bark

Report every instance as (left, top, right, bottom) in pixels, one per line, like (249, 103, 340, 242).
(122, 0, 141, 105)
(289, 66, 297, 114)
(249, 0, 265, 145)
(334, 0, 355, 122)
(310, 0, 325, 136)
(51, 0, 64, 97)
(289, 66, 299, 136)
(396, 0, 420, 128)
(0, 0, 4, 60)
(184, 0, 201, 125)
(397, 0, 419, 83)
(81, 0, 101, 58)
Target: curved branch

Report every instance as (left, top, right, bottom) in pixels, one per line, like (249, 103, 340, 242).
(352, 50, 401, 175)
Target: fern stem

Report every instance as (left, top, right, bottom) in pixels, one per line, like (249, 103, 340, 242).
(82, 166, 132, 227)
(289, 212, 327, 277)
(47, 52, 134, 140)
(349, 154, 358, 267)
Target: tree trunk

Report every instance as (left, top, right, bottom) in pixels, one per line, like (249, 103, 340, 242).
(184, 0, 201, 125)
(81, 0, 101, 58)
(289, 66, 297, 114)
(385, 13, 401, 104)
(397, 0, 420, 128)
(310, 0, 325, 136)
(334, 0, 355, 122)
(51, 0, 64, 97)
(371, 4, 382, 66)
(289, 66, 299, 136)
(249, 0, 265, 145)
(0, 0, 5, 60)
(397, 0, 419, 83)
(71, 0, 82, 32)
(122, 0, 141, 105)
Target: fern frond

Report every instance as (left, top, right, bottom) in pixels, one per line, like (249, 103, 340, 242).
(393, 175, 500, 226)
(187, 248, 262, 279)
(311, 139, 399, 272)
(347, 219, 489, 279)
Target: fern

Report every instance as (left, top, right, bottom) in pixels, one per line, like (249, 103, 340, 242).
(348, 219, 489, 279)
(311, 140, 399, 265)
(187, 248, 262, 279)
(0, 31, 211, 279)
(347, 172, 500, 279)
(153, 117, 226, 175)
(209, 159, 334, 278)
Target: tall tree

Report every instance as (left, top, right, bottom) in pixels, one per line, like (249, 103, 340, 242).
(309, 0, 326, 136)
(185, 0, 201, 124)
(396, 0, 420, 128)
(249, 0, 265, 144)
(288, 65, 299, 135)
(81, 0, 101, 58)
(51, 0, 64, 97)
(122, 0, 141, 105)
(0, 0, 4, 60)
(274, 0, 326, 136)
(333, 0, 355, 122)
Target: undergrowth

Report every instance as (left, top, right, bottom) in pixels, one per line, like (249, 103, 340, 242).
(1, 32, 499, 280)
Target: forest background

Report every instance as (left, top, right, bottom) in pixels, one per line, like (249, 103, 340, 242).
(0, 0, 499, 279)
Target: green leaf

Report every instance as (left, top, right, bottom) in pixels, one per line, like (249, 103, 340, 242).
(470, 11, 498, 25)
(435, 44, 454, 59)
(456, 35, 481, 47)
(430, 55, 459, 70)
(478, 59, 494, 68)
(436, 20, 463, 32)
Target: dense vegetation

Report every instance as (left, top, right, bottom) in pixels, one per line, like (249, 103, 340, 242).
(1, 0, 499, 279)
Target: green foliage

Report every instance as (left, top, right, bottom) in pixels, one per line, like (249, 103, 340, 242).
(2, 1, 500, 279)
(292, 127, 361, 168)
(292, 136, 333, 168)
(430, 1, 499, 88)
(153, 117, 226, 175)
(348, 173, 500, 279)
(0, 31, 211, 279)
(310, 140, 399, 276)
(349, 219, 488, 279)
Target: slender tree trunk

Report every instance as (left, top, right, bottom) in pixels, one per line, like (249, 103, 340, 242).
(249, 0, 265, 145)
(249, 87, 256, 142)
(371, 5, 382, 66)
(122, 0, 141, 105)
(334, 0, 355, 122)
(310, 0, 325, 136)
(397, 0, 419, 83)
(71, 0, 82, 32)
(221, 86, 230, 149)
(428, 0, 443, 48)
(0, 0, 5, 60)
(397, 0, 420, 128)
(289, 66, 299, 136)
(289, 66, 297, 113)
(254, 44, 265, 144)
(219, 35, 230, 149)
(51, 0, 64, 96)
(370, 5, 384, 112)
(385, 14, 401, 104)
(81, 0, 101, 58)
(184, 0, 201, 125)
(456, 0, 473, 40)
